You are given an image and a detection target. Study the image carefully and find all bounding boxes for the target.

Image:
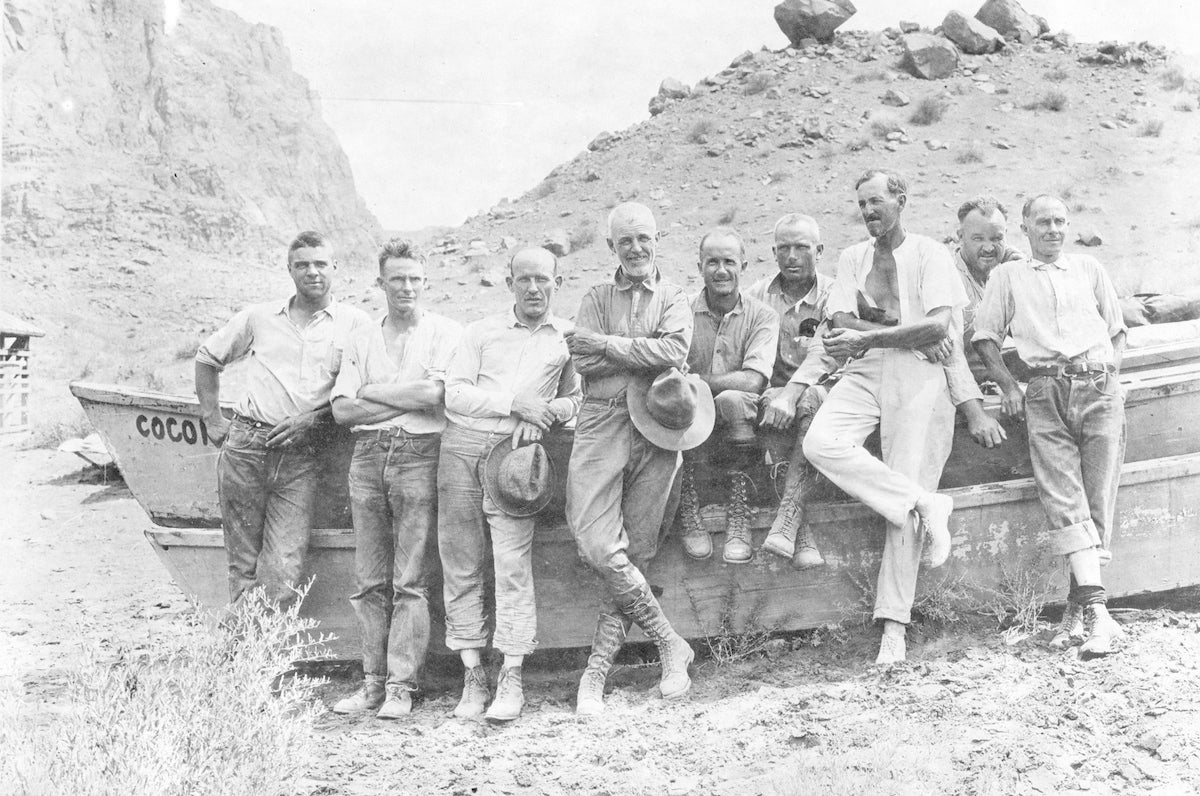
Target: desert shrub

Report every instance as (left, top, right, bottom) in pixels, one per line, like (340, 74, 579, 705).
(744, 72, 773, 95)
(852, 68, 889, 83)
(687, 118, 716, 144)
(173, 338, 200, 361)
(980, 566, 1057, 642)
(846, 136, 872, 152)
(1159, 63, 1198, 92)
(868, 113, 903, 139)
(1173, 94, 1197, 112)
(0, 591, 327, 795)
(767, 169, 791, 184)
(955, 142, 985, 164)
(568, 222, 597, 252)
(1034, 90, 1069, 112)
(1043, 66, 1070, 82)
(1138, 118, 1165, 137)
(908, 96, 948, 126)
(717, 206, 739, 225)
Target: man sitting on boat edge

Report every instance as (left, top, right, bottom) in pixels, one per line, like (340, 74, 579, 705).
(675, 226, 779, 564)
(195, 230, 370, 614)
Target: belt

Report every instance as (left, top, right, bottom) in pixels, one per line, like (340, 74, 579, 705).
(582, 393, 626, 408)
(1026, 361, 1116, 379)
(232, 413, 274, 431)
(354, 427, 439, 442)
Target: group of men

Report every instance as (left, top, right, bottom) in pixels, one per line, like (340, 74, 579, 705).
(195, 167, 1128, 723)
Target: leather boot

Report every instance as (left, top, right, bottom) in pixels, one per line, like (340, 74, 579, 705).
(791, 523, 824, 570)
(722, 470, 752, 564)
(576, 611, 632, 716)
(678, 461, 712, 560)
(625, 589, 694, 699)
(331, 676, 385, 714)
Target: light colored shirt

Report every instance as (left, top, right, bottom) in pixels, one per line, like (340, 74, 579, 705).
(972, 252, 1126, 368)
(954, 247, 1024, 382)
(686, 291, 778, 382)
(196, 298, 371, 426)
(572, 267, 692, 400)
(331, 310, 462, 434)
(829, 234, 980, 405)
(444, 310, 582, 434)
(745, 272, 834, 387)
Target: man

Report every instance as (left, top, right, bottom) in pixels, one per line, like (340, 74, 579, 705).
(195, 230, 369, 612)
(751, 214, 836, 568)
(564, 202, 696, 716)
(676, 227, 779, 563)
(438, 247, 581, 722)
(801, 170, 984, 665)
(973, 195, 1127, 656)
(328, 239, 461, 718)
(953, 196, 1024, 382)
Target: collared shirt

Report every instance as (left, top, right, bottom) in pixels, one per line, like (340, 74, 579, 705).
(953, 247, 1022, 382)
(745, 272, 834, 386)
(972, 252, 1126, 368)
(331, 310, 462, 434)
(444, 309, 582, 434)
(686, 290, 778, 382)
(829, 234, 980, 404)
(196, 298, 371, 426)
(572, 267, 693, 399)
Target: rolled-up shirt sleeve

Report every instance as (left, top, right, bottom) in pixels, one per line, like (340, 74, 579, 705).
(918, 245, 967, 314)
(971, 267, 1014, 347)
(789, 323, 839, 386)
(742, 308, 779, 383)
(195, 309, 253, 371)
(825, 248, 860, 318)
(331, 332, 366, 402)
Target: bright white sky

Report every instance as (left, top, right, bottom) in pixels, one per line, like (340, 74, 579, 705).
(211, 0, 1198, 230)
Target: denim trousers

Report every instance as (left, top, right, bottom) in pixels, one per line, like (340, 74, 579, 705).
(347, 431, 440, 691)
(803, 350, 955, 624)
(437, 423, 538, 657)
(1025, 373, 1126, 556)
(217, 418, 319, 608)
(566, 400, 680, 611)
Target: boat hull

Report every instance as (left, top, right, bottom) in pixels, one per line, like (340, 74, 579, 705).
(145, 452, 1200, 656)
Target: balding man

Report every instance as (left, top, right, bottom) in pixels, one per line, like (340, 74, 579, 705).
(564, 202, 695, 715)
(973, 195, 1127, 657)
(438, 247, 581, 722)
(802, 170, 979, 665)
(676, 227, 779, 563)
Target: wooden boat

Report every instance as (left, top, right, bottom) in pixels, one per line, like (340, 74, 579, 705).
(70, 322, 1200, 656)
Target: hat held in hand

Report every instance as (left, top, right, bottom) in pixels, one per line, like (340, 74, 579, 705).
(628, 367, 715, 451)
(482, 440, 557, 517)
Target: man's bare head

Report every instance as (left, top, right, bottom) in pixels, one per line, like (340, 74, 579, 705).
(772, 214, 822, 286)
(507, 247, 561, 325)
(1021, 194, 1070, 263)
(855, 169, 907, 239)
(957, 196, 1009, 275)
(606, 202, 658, 281)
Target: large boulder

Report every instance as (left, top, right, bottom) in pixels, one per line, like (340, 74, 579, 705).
(774, 0, 857, 46)
(942, 10, 1005, 54)
(658, 77, 691, 100)
(975, 0, 1041, 43)
(901, 33, 960, 80)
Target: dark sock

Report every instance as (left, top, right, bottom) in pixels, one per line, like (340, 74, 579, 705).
(1069, 584, 1107, 606)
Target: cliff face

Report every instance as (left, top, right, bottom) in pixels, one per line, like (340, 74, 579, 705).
(2, 0, 380, 258)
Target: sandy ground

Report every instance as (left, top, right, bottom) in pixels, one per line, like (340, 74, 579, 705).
(5, 446, 1200, 795)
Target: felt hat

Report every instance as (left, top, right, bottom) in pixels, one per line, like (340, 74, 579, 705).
(627, 367, 715, 451)
(482, 440, 557, 517)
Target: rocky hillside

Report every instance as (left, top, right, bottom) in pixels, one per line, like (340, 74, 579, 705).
(430, 28, 1200, 332)
(6, 2, 1200, 431)
(3, 0, 383, 424)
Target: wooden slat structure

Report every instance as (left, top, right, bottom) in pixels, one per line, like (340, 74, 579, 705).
(0, 311, 45, 436)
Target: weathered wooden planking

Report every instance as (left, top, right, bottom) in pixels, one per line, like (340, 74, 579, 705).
(147, 451, 1200, 655)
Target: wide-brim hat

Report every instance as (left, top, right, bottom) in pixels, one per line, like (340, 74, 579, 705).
(627, 367, 715, 451)
(482, 439, 557, 518)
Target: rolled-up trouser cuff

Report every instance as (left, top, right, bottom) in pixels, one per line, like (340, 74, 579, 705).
(443, 636, 488, 653)
(1050, 518, 1102, 556)
(873, 607, 910, 625)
